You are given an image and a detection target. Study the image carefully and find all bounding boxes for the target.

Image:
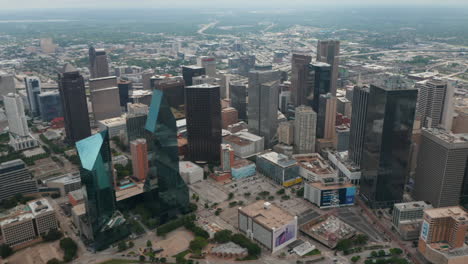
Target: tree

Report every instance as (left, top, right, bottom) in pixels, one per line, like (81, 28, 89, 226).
(276, 189, 285, 195)
(365, 260, 373, 264)
(351, 256, 361, 263)
(0, 244, 13, 258)
(188, 203, 198, 212)
(296, 187, 304, 197)
(371, 251, 378, 258)
(139, 255, 146, 262)
(47, 258, 63, 264)
(59, 237, 78, 262)
(189, 237, 208, 252)
(378, 249, 386, 257)
(147, 240, 153, 248)
(228, 192, 234, 200)
(336, 239, 353, 251)
(43, 229, 63, 242)
(160, 257, 167, 263)
(389, 248, 403, 255)
(354, 234, 369, 245)
(214, 230, 232, 243)
(117, 241, 127, 252)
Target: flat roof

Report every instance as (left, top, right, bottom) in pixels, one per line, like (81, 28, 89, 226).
(186, 83, 219, 89)
(294, 153, 335, 175)
(394, 201, 432, 211)
(308, 181, 354, 190)
(425, 206, 468, 221)
(98, 116, 126, 126)
(28, 198, 54, 216)
(259, 151, 297, 168)
(239, 200, 294, 230)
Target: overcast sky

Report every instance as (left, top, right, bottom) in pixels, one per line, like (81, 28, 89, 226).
(1, 0, 467, 9)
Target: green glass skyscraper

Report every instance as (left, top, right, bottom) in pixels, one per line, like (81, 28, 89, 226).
(144, 89, 189, 223)
(76, 130, 129, 250)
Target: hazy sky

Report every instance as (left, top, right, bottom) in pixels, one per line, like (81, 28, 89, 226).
(1, 0, 467, 9)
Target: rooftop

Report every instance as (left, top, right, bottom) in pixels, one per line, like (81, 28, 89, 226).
(239, 200, 295, 230)
(28, 198, 54, 216)
(308, 181, 354, 190)
(186, 83, 219, 89)
(259, 151, 297, 168)
(46, 172, 81, 184)
(394, 201, 432, 211)
(423, 128, 468, 145)
(425, 206, 468, 221)
(98, 116, 126, 126)
(293, 153, 335, 176)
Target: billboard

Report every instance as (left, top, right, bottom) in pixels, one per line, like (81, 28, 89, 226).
(273, 219, 297, 251)
(421, 220, 429, 241)
(320, 186, 356, 207)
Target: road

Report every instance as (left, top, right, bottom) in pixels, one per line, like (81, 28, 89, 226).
(339, 48, 466, 58)
(198, 21, 219, 35)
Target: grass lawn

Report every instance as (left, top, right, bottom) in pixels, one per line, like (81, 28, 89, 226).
(304, 249, 321, 256)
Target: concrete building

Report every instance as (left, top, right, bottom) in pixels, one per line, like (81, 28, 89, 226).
(193, 75, 217, 86)
(334, 125, 350, 152)
(98, 116, 127, 139)
(89, 46, 110, 79)
(238, 200, 298, 253)
(38, 90, 62, 122)
(279, 91, 291, 115)
(182, 65, 205, 86)
(304, 180, 356, 209)
(45, 172, 81, 197)
(222, 107, 239, 129)
(392, 201, 432, 241)
(336, 97, 352, 118)
(316, 40, 340, 96)
(179, 161, 204, 184)
(294, 105, 316, 154)
(348, 86, 369, 167)
(232, 159, 256, 180)
(0, 72, 16, 99)
(416, 78, 454, 130)
(294, 153, 336, 182)
(223, 131, 264, 158)
(278, 121, 294, 145)
(327, 151, 361, 185)
(130, 139, 148, 182)
(24, 76, 41, 117)
(90, 76, 121, 121)
(413, 128, 468, 208)
(418, 206, 468, 264)
(0, 159, 38, 202)
(4, 93, 29, 137)
(150, 75, 185, 108)
(221, 144, 235, 173)
(198, 56, 216, 77)
(290, 54, 312, 106)
(229, 81, 248, 120)
(256, 151, 301, 187)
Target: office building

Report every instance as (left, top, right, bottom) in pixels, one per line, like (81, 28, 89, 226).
(294, 153, 336, 182)
(229, 82, 248, 120)
(392, 201, 432, 241)
(182, 65, 205, 86)
(185, 84, 221, 163)
(232, 159, 256, 180)
(416, 78, 454, 130)
(151, 75, 185, 108)
(89, 46, 110, 79)
(24, 76, 41, 117)
(97, 116, 127, 139)
(238, 200, 297, 253)
(360, 83, 417, 208)
(294, 105, 316, 154)
(238, 54, 256, 77)
(126, 103, 148, 143)
(220, 144, 235, 173)
(198, 56, 216, 77)
(278, 121, 294, 145)
(0, 72, 15, 99)
(279, 91, 291, 115)
(336, 97, 352, 118)
(290, 54, 312, 106)
(45, 172, 81, 197)
(304, 180, 356, 209)
(130, 139, 148, 182)
(348, 86, 369, 167)
(310, 62, 332, 114)
(222, 107, 238, 129)
(4, 93, 38, 151)
(76, 130, 129, 250)
(179, 161, 203, 185)
(335, 125, 350, 152)
(144, 89, 189, 222)
(90, 76, 121, 121)
(327, 151, 362, 185)
(316, 93, 336, 140)
(418, 206, 468, 264)
(38, 90, 62, 122)
(413, 128, 468, 208)
(117, 80, 132, 111)
(223, 131, 264, 158)
(58, 64, 91, 145)
(316, 40, 340, 96)
(193, 75, 217, 86)
(256, 151, 301, 187)
(248, 70, 281, 148)
(0, 159, 38, 202)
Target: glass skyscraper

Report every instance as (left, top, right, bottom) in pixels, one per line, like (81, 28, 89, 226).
(76, 130, 129, 250)
(144, 90, 189, 223)
(359, 84, 417, 208)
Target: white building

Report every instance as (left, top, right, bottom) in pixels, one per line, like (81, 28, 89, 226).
(238, 200, 297, 253)
(294, 105, 316, 154)
(223, 131, 264, 158)
(45, 172, 81, 197)
(98, 116, 127, 139)
(198, 56, 217, 77)
(179, 161, 204, 184)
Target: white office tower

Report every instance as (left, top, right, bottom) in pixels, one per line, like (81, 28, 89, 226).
(24, 76, 42, 117)
(294, 105, 317, 154)
(3, 93, 38, 151)
(416, 78, 454, 130)
(198, 56, 217, 77)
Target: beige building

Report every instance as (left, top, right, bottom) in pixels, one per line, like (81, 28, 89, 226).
(277, 121, 294, 145)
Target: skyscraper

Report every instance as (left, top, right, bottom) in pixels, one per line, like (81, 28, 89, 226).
(76, 130, 129, 250)
(413, 128, 468, 208)
(89, 46, 110, 79)
(278, 121, 294, 145)
(58, 64, 91, 145)
(185, 83, 222, 163)
(151, 75, 185, 108)
(4, 93, 29, 137)
(0, 159, 38, 202)
(117, 80, 132, 111)
(290, 54, 312, 106)
(24, 76, 41, 117)
(348, 86, 370, 167)
(294, 105, 317, 154)
(248, 70, 281, 148)
(130, 139, 148, 182)
(182, 66, 205, 87)
(316, 40, 340, 96)
(316, 93, 336, 140)
(126, 103, 148, 143)
(416, 78, 454, 130)
(89, 76, 121, 122)
(0, 72, 16, 99)
(360, 83, 417, 208)
(144, 89, 189, 222)
(229, 82, 248, 120)
(38, 90, 62, 122)
(198, 56, 216, 77)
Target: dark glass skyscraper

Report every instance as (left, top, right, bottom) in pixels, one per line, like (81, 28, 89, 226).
(89, 46, 110, 79)
(360, 84, 417, 208)
(290, 54, 312, 107)
(229, 82, 247, 121)
(316, 40, 340, 96)
(58, 64, 91, 145)
(117, 80, 132, 111)
(76, 130, 129, 250)
(311, 62, 331, 113)
(185, 84, 221, 163)
(348, 86, 369, 167)
(182, 66, 205, 87)
(144, 90, 189, 222)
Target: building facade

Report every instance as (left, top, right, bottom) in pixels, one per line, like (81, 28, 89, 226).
(90, 76, 122, 122)
(130, 139, 148, 182)
(89, 46, 110, 79)
(38, 91, 62, 122)
(294, 105, 317, 153)
(348, 86, 369, 167)
(24, 76, 42, 117)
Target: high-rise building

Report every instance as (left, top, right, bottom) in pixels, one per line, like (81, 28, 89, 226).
(360, 83, 417, 208)
(130, 139, 148, 182)
(316, 93, 336, 140)
(416, 78, 454, 130)
(335, 125, 350, 152)
(4, 93, 29, 137)
(0, 72, 15, 99)
(413, 128, 468, 208)
(279, 91, 291, 115)
(418, 207, 468, 264)
(316, 40, 340, 96)
(278, 121, 294, 145)
(221, 144, 235, 173)
(348, 86, 369, 167)
(229, 82, 248, 120)
(198, 56, 216, 77)
(89, 46, 110, 79)
(294, 105, 317, 154)
(392, 201, 432, 241)
(90, 76, 121, 122)
(290, 54, 312, 106)
(24, 76, 41, 117)
(182, 66, 205, 87)
(126, 103, 148, 143)
(310, 62, 332, 113)
(185, 83, 222, 163)
(0, 159, 38, 202)
(144, 89, 189, 222)
(248, 70, 281, 148)
(117, 80, 132, 111)
(38, 90, 62, 122)
(222, 107, 238, 129)
(76, 130, 129, 250)
(238, 54, 256, 77)
(151, 75, 185, 108)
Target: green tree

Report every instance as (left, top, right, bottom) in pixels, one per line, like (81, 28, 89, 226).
(160, 257, 167, 263)
(228, 192, 234, 200)
(189, 237, 208, 252)
(354, 234, 369, 245)
(117, 241, 127, 252)
(371, 251, 378, 257)
(0, 244, 13, 258)
(389, 248, 403, 255)
(276, 189, 285, 195)
(43, 229, 63, 242)
(351, 256, 361, 263)
(59, 237, 78, 262)
(336, 239, 353, 251)
(139, 255, 146, 262)
(147, 240, 153, 248)
(296, 187, 304, 197)
(128, 241, 135, 248)
(365, 260, 373, 264)
(378, 249, 386, 257)
(47, 258, 63, 264)
(214, 230, 232, 243)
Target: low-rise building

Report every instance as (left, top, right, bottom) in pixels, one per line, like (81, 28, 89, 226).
(257, 151, 301, 187)
(294, 153, 336, 182)
(304, 178, 356, 208)
(0, 159, 38, 202)
(223, 131, 264, 158)
(179, 161, 204, 184)
(98, 116, 127, 139)
(45, 172, 81, 197)
(231, 159, 256, 180)
(327, 151, 361, 185)
(238, 201, 297, 253)
(392, 201, 432, 241)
